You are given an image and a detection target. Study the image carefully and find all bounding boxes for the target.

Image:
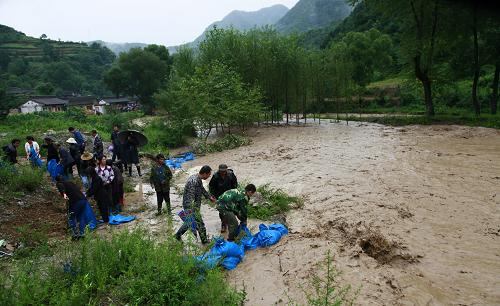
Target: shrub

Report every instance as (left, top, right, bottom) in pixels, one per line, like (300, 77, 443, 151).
(192, 134, 251, 155)
(0, 165, 45, 193)
(248, 184, 303, 220)
(0, 229, 244, 305)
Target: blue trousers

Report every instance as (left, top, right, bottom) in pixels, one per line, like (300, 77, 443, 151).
(68, 199, 88, 236)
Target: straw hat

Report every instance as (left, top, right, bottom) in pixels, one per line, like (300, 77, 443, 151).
(81, 152, 94, 161)
(66, 138, 77, 144)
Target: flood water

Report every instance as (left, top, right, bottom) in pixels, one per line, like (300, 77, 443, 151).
(128, 121, 500, 305)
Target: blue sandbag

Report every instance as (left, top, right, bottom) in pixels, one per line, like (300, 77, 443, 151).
(29, 147, 43, 168)
(221, 256, 241, 270)
(164, 152, 196, 169)
(82, 201, 97, 230)
(240, 225, 259, 250)
(184, 152, 195, 161)
(195, 254, 222, 270)
(210, 238, 245, 258)
(108, 214, 136, 225)
(256, 224, 283, 247)
(269, 224, 289, 235)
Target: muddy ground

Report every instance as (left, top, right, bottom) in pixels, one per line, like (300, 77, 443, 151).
(126, 121, 500, 305)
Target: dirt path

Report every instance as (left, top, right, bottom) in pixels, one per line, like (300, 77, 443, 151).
(125, 121, 499, 305)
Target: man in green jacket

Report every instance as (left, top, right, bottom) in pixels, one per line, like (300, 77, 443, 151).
(149, 154, 173, 215)
(216, 184, 256, 241)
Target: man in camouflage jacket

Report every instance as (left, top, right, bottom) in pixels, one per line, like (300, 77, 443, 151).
(217, 184, 256, 241)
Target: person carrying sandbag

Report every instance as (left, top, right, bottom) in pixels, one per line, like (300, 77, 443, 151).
(216, 184, 256, 242)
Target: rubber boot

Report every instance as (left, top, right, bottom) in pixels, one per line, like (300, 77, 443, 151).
(137, 165, 142, 177)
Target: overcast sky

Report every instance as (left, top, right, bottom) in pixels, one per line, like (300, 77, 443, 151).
(0, 0, 299, 46)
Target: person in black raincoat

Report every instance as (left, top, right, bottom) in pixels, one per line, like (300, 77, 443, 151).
(124, 135, 141, 177)
(2, 139, 20, 165)
(42, 137, 60, 163)
(106, 159, 124, 214)
(209, 164, 238, 233)
(87, 167, 110, 223)
(67, 138, 82, 175)
(56, 143, 75, 177)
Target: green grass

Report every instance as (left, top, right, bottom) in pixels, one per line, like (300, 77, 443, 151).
(248, 184, 303, 220)
(0, 164, 46, 195)
(0, 229, 244, 305)
(366, 77, 405, 89)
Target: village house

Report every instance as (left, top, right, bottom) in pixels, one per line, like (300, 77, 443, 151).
(19, 97, 68, 113)
(98, 97, 138, 113)
(67, 96, 99, 114)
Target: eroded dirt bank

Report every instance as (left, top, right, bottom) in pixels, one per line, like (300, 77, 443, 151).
(174, 122, 500, 305)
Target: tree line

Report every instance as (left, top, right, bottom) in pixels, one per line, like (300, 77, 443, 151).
(103, 1, 499, 128)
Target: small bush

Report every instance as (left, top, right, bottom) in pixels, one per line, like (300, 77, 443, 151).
(0, 165, 45, 193)
(302, 251, 358, 306)
(193, 134, 251, 155)
(248, 184, 302, 220)
(0, 229, 244, 305)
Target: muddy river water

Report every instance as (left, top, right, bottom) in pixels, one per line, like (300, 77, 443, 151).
(128, 121, 500, 305)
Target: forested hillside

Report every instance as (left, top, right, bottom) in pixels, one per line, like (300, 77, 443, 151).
(0, 25, 115, 109)
(276, 0, 353, 33)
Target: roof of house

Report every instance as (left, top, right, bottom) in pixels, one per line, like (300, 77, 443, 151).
(100, 97, 136, 104)
(68, 96, 98, 106)
(29, 97, 69, 106)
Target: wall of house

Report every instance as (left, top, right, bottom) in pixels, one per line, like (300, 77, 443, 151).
(20, 101, 43, 113)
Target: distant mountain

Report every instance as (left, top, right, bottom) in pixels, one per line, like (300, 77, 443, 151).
(189, 4, 289, 47)
(89, 40, 148, 55)
(276, 0, 353, 34)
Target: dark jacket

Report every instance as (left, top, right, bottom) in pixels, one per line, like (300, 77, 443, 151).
(59, 147, 74, 167)
(69, 143, 81, 162)
(209, 169, 238, 199)
(87, 175, 112, 205)
(150, 164, 173, 192)
(124, 137, 139, 164)
(2, 144, 18, 164)
(56, 181, 86, 205)
(93, 134, 103, 156)
(111, 131, 121, 147)
(42, 143, 60, 162)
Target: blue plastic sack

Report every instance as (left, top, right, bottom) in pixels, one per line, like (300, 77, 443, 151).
(256, 224, 283, 247)
(210, 238, 244, 258)
(195, 254, 222, 270)
(47, 159, 64, 180)
(82, 201, 97, 230)
(178, 209, 197, 234)
(184, 152, 195, 161)
(108, 214, 136, 225)
(240, 225, 259, 250)
(29, 147, 43, 168)
(269, 224, 289, 235)
(221, 256, 241, 270)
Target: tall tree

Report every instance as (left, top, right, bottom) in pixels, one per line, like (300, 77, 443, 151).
(352, 0, 442, 116)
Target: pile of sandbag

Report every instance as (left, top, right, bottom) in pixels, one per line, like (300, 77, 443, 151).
(196, 223, 288, 270)
(165, 152, 195, 169)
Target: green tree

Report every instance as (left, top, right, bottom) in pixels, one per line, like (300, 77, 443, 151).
(103, 66, 129, 98)
(35, 82, 55, 95)
(352, 0, 442, 116)
(157, 62, 263, 138)
(106, 48, 168, 114)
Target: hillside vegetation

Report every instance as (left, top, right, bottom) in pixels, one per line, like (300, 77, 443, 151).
(0, 24, 115, 108)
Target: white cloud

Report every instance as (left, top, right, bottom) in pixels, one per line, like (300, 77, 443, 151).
(0, 0, 299, 45)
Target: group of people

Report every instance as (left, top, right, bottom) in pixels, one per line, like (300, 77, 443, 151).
(3, 127, 257, 244)
(149, 155, 256, 243)
(1, 125, 143, 239)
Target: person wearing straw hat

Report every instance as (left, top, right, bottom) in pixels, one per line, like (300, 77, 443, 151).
(80, 152, 94, 189)
(67, 138, 82, 175)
